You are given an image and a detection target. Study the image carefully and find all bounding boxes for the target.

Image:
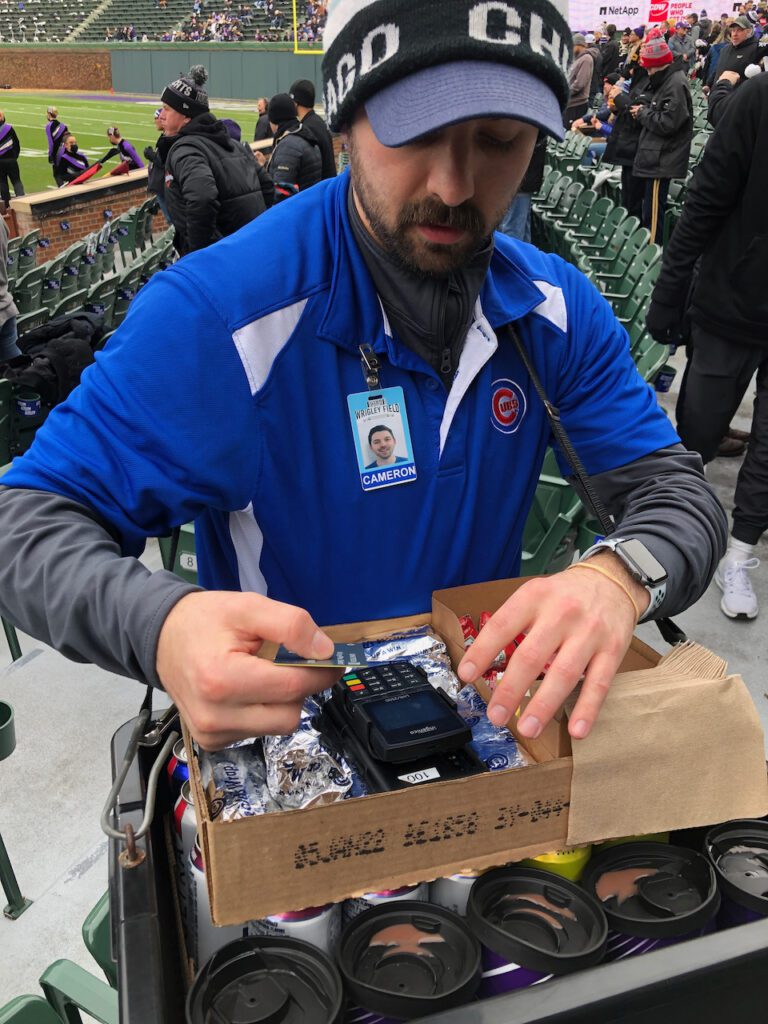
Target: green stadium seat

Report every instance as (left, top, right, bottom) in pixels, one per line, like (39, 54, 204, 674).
(15, 308, 50, 337)
(12, 266, 45, 316)
(115, 208, 141, 263)
(6, 236, 21, 288)
(40, 252, 68, 314)
(112, 265, 142, 328)
(60, 242, 86, 297)
(38, 960, 118, 1024)
(16, 231, 40, 274)
(0, 995, 62, 1024)
(586, 220, 646, 276)
(50, 288, 88, 321)
(85, 278, 118, 331)
(82, 892, 117, 989)
(600, 241, 660, 296)
(158, 523, 198, 585)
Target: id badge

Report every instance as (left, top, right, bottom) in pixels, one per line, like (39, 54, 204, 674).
(347, 386, 417, 492)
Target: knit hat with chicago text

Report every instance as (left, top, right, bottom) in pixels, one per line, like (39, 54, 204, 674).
(321, 0, 573, 144)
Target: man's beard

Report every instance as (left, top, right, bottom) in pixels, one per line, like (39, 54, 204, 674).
(349, 139, 507, 278)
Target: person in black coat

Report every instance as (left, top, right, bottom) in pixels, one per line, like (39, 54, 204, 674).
(712, 17, 760, 82)
(0, 111, 24, 207)
(144, 107, 171, 223)
(599, 24, 621, 76)
(56, 134, 89, 184)
(630, 36, 693, 244)
(158, 68, 270, 255)
(646, 73, 768, 619)
(253, 97, 273, 142)
(264, 93, 322, 202)
(603, 63, 650, 219)
(289, 79, 337, 179)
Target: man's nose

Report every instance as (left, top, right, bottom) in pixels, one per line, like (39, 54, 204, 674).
(425, 140, 475, 208)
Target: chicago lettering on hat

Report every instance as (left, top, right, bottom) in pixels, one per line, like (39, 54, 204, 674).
(321, 0, 573, 143)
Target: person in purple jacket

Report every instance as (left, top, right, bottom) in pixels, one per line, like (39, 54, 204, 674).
(105, 126, 144, 171)
(45, 106, 68, 183)
(0, 111, 25, 208)
(55, 133, 89, 185)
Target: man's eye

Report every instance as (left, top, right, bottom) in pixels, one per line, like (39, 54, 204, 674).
(480, 135, 517, 150)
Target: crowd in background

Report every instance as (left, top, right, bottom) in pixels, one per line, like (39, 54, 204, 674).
(105, 0, 322, 44)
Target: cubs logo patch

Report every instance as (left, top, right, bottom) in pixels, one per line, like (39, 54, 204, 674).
(491, 379, 526, 435)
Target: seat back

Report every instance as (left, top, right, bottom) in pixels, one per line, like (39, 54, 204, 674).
(82, 891, 117, 989)
(85, 278, 118, 330)
(60, 241, 86, 297)
(40, 253, 69, 312)
(0, 995, 62, 1024)
(12, 266, 45, 315)
(17, 230, 40, 274)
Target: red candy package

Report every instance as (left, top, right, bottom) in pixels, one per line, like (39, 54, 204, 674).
(459, 614, 478, 649)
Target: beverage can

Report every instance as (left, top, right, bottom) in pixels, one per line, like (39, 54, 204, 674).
(171, 779, 196, 930)
(521, 844, 593, 882)
(166, 737, 189, 800)
(430, 871, 482, 916)
(249, 902, 341, 956)
(187, 836, 246, 969)
(343, 883, 428, 924)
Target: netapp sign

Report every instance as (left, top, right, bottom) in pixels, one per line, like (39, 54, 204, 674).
(569, 0, 691, 26)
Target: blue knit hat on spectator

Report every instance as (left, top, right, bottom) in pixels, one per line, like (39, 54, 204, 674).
(321, 0, 573, 144)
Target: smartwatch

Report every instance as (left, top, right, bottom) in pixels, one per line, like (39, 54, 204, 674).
(579, 537, 668, 622)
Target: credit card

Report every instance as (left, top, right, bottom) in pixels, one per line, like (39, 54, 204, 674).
(274, 642, 372, 668)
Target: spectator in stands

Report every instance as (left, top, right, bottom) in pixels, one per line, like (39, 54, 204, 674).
(646, 73, 768, 619)
(263, 92, 321, 201)
(157, 67, 270, 253)
(687, 12, 702, 41)
(253, 97, 273, 141)
(0, 111, 24, 209)
(219, 117, 275, 207)
(603, 63, 650, 219)
(584, 32, 603, 100)
(289, 79, 336, 179)
(630, 35, 693, 243)
(498, 134, 546, 243)
(714, 15, 760, 80)
(0, 217, 20, 361)
(669, 20, 696, 66)
(144, 108, 171, 223)
(45, 106, 68, 183)
(622, 25, 645, 72)
(55, 133, 89, 185)
(565, 34, 595, 127)
(105, 126, 144, 171)
(600, 23, 621, 76)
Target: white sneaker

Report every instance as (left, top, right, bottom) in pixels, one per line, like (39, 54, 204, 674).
(714, 557, 760, 619)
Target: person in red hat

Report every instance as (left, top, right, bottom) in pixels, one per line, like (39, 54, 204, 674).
(630, 35, 693, 242)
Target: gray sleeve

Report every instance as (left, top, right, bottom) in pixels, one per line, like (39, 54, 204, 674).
(0, 487, 200, 686)
(567, 445, 728, 617)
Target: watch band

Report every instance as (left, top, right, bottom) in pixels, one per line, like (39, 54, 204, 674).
(579, 538, 667, 623)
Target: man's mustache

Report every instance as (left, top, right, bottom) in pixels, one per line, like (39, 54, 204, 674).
(397, 198, 484, 235)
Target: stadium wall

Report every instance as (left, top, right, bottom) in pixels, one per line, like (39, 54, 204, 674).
(1, 48, 112, 90)
(10, 170, 162, 259)
(109, 48, 323, 101)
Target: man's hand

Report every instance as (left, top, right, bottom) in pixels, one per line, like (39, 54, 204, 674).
(630, 104, 642, 118)
(646, 299, 682, 345)
(457, 553, 648, 742)
(718, 70, 740, 86)
(156, 591, 340, 750)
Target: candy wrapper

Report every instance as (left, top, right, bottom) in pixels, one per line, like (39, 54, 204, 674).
(263, 696, 356, 809)
(456, 684, 531, 771)
(203, 745, 280, 821)
(361, 625, 460, 698)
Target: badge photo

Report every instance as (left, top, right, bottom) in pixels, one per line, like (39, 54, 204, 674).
(347, 386, 417, 492)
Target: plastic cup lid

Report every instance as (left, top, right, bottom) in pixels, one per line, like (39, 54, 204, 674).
(705, 819, 768, 915)
(339, 900, 481, 1019)
(582, 842, 720, 938)
(466, 866, 607, 975)
(186, 935, 344, 1024)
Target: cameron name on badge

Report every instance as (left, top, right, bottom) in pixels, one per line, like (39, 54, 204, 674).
(347, 386, 417, 492)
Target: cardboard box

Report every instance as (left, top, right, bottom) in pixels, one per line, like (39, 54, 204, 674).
(184, 578, 768, 926)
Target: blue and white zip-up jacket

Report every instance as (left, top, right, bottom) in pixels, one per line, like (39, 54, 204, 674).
(0, 173, 723, 683)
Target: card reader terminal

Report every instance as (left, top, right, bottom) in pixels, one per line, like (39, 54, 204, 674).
(332, 663, 472, 763)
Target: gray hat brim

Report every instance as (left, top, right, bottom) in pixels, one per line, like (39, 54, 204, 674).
(365, 60, 565, 146)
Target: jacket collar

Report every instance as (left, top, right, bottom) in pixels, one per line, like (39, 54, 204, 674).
(317, 174, 547, 361)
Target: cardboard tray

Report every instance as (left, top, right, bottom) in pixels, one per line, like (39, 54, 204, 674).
(184, 578, 768, 926)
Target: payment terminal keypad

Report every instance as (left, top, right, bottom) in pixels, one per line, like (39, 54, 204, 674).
(341, 663, 429, 700)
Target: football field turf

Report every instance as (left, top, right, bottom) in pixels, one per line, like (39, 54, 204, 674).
(1, 91, 265, 196)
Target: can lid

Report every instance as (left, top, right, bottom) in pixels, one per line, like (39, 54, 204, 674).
(705, 819, 768, 916)
(339, 900, 481, 1019)
(466, 866, 607, 975)
(173, 737, 188, 764)
(582, 842, 720, 938)
(186, 935, 344, 1024)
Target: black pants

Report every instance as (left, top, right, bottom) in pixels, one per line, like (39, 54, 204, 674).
(620, 165, 644, 221)
(563, 102, 589, 130)
(641, 177, 670, 245)
(0, 158, 24, 203)
(677, 323, 768, 545)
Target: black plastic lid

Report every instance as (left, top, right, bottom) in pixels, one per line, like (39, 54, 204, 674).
(466, 866, 607, 976)
(582, 842, 720, 938)
(338, 900, 481, 1020)
(705, 819, 768, 917)
(186, 935, 344, 1024)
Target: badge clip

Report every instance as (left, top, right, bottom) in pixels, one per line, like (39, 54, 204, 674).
(359, 344, 380, 391)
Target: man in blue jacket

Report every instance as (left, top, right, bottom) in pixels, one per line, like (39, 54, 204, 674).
(0, 0, 725, 752)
